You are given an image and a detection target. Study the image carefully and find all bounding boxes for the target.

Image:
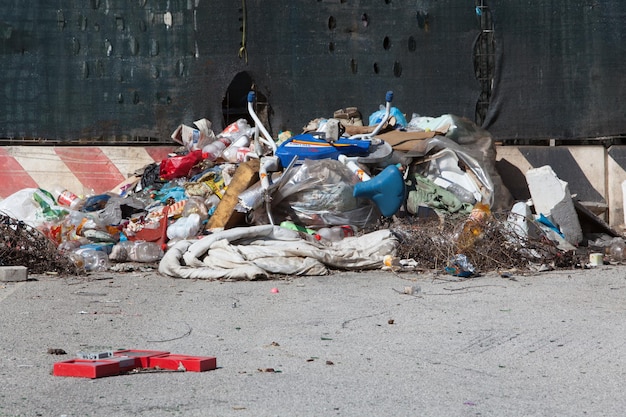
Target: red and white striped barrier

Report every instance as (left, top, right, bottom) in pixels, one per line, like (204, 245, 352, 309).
(0, 146, 175, 199)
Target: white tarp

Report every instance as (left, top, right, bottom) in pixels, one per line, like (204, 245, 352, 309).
(159, 225, 398, 280)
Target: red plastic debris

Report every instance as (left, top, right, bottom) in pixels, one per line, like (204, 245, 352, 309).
(148, 354, 217, 372)
(112, 349, 170, 368)
(53, 349, 216, 378)
(53, 359, 120, 379)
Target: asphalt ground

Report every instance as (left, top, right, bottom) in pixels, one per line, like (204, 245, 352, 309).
(1, 264, 625, 417)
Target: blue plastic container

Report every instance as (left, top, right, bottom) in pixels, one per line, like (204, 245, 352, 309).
(275, 134, 371, 167)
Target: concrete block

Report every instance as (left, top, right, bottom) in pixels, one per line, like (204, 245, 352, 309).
(0, 266, 28, 282)
(526, 165, 583, 245)
(606, 146, 626, 228)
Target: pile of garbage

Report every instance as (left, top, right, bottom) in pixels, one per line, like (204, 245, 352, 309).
(0, 90, 620, 278)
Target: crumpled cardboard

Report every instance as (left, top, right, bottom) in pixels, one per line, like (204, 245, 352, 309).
(170, 118, 216, 151)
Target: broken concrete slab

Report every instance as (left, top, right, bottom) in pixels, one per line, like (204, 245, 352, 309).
(0, 266, 28, 282)
(526, 165, 583, 246)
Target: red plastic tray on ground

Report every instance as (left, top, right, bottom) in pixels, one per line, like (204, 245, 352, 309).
(148, 354, 217, 372)
(53, 359, 120, 379)
(105, 356, 142, 373)
(113, 349, 170, 368)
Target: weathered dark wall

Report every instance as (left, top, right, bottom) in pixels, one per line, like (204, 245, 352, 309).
(485, 1, 626, 141)
(1, 1, 624, 142)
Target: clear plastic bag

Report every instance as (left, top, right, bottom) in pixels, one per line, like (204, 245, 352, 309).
(251, 159, 379, 228)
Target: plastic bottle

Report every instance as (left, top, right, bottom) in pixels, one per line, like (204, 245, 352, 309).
(219, 118, 253, 141)
(128, 241, 164, 263)
(457, 202, 491, 252)
(222, 134, 252, 163)
(609, 239, 626, 261)
(73, 247, 109, 271)
(52, 186, 84, 210)
(446, 183, 476, 204)
(315, 225, 355, 242)
(202, 138, 231, 161)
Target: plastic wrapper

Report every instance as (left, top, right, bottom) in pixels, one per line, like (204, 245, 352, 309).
(141, 162, 165, 190)
(167, 213, 202, 240)
(170, 118, 217, 152)
(403, 134, 495, 207)
(250, 159, 379, 228)
(369, 105, 408, 129)
(0, 188, 68, 227)
(402, 113, 515, 209)
(445, 254, 476, 277)
(159, 150, 205, 180)
(181, 196, 209, 222)
(98, 195, 147, 226)
(184, 167, 227, 199)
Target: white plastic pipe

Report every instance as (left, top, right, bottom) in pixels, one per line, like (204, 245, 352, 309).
(247, 91, 277, 154)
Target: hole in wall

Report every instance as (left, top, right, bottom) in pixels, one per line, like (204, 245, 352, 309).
(408, 36, 416, 52)
(350, 59, 358, 74)
(222, 72, 269, 129)
(383, 36, 391, 50)
(328, 16, 336, 30)
(393, 61, 402, 77)
(416, 10, 429, 31)
(329, 42, 335, 52)
(373, 62, 380, 74)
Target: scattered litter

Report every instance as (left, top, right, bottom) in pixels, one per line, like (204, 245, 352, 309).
(589, 253, 604, 267)
(397, 285, 421, 295)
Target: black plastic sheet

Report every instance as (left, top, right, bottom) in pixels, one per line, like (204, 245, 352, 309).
(1, 1, 624, 142)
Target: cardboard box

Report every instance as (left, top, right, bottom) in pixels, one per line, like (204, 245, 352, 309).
(207, 159, 260, 230)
